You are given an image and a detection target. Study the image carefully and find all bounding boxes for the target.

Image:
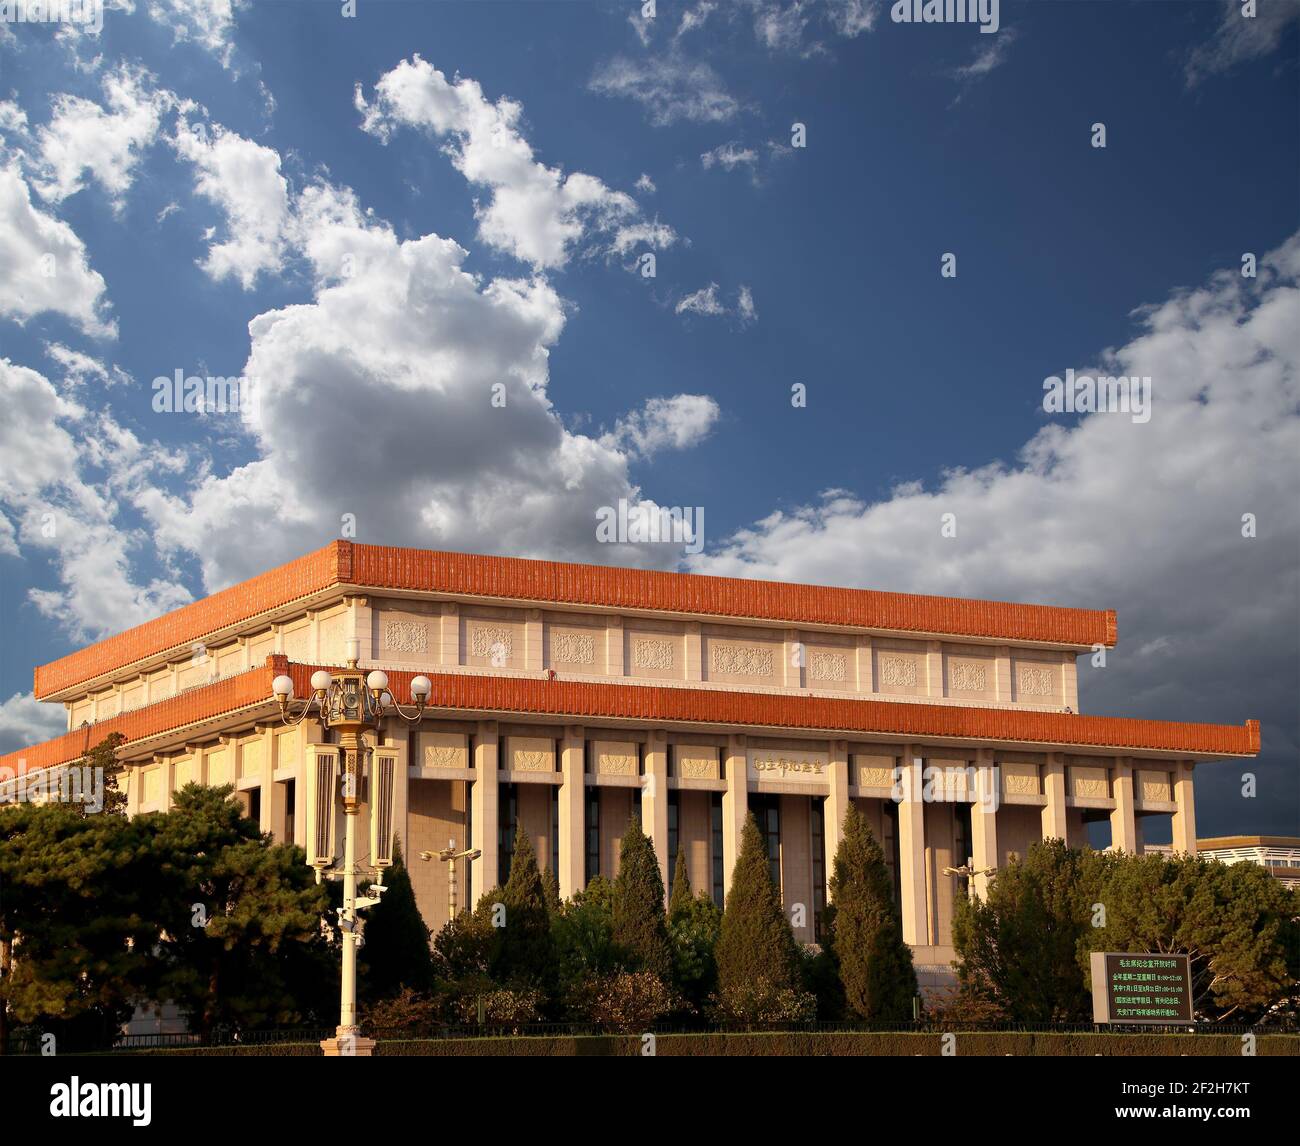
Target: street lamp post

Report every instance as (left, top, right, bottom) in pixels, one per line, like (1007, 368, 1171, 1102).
(420, 840, 481, 922)
(272, 640, 432, 1057)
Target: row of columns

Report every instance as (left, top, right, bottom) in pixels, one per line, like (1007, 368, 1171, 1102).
(443, 726, 1198, 945)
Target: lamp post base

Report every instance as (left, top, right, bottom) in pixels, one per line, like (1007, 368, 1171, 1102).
(320, 1028, 376, 1057)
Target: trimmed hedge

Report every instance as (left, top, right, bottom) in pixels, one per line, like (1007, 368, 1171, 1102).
(127, 1031, 1300, 1056)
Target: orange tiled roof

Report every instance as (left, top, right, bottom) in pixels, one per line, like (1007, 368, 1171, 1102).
(2, 656, 1258, 777)
(33, 542, 1118, 698)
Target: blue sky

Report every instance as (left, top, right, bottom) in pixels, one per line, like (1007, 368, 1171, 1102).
(0, 0, 1297, 837)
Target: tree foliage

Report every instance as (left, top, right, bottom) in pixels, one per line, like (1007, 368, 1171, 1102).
(715, 814, 801, 1000)
(827, 805, 917, 1020)
(611, 818, 672, 979)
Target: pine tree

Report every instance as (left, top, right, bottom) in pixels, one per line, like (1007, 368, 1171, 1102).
(492, 824, 553, 987)
(611, 818, 672, 979)
(668, 845, 693, 922)
(76, 732, 128, 818)
(358, 838, 433, 1000)
(541, 865, 561, 918)
(827, 804, 917, 1020)
(715, 814, 800, 996)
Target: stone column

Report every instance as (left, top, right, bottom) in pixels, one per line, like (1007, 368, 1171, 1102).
(684, 622, 702, 681)
(722, 734, 749, 897)
(642, 730, 670, 901)
(1042, 752, 1068, 841)
(970, 748, 998, 900)
(525, 609, 544, 671)
(558, 726, 585, 899)
(897, 748, 929, 946)
(824, 740, 849, 901)
(471, 721, 499, 901)
(1110, 757, 1137, 853)
(390, 723, 411, 862)
(440, 603, 459, 667)
(1172, 761, 1197, 855)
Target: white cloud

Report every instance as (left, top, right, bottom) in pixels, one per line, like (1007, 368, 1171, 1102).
(701, 140, 758, 171)
(825, 0, 878, 37)
(0, 357, 193, 640)
(635, 172, 656, 194)
(32, 64, 172, 210)
(953, 25, 1019, 86)
(0, 163, 116, 337)
(0, 691, 68, 755)
(676, 282, 757, 325)
(136, 177, 714, 590)
(737, 284, 757, 323)
(171, 118, 291, 288)
(1186, 0, 1300, 86)
(589, 53, 741, 127)
(44, 342, 131, 388)
(357, 55, 674, 270)
(600, 394, 720, 459)
(676, 282, 726, 317)
(147, 0, 243, 69)
(691, 235, 1300, 781)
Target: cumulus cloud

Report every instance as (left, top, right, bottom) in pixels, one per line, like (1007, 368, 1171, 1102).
(1186, 0, 1300, 86)
(0, 358, 193, 640)
(589, 53, 741, 127)
(691, 236, 1300, 831)
(599, 394, 720, 459)
(0, 164, 116, 337)
(0, 691, 68, 756)
(147, 0, 243, 69)
(357, 55, 674, 270)
(171, 118, 291, 288)
(32, 64, 174, 210)
(136, 177, 714, 590)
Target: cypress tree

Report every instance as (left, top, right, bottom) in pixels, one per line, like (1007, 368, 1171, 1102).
(827, 805, 917, 1020)
(492, 824, 553, 986)
(715, 814, 800, 995)
(668, 845, 693, 922)
(358, 838, 433, 1000)
(611, 817, 672, 980)
(541, 865, 561, 917)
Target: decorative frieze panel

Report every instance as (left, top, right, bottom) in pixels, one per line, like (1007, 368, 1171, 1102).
(508, 736, 555, 773)
(949, 660, 987, 693)
(1017, 664, 1055, 697)
(878, 655, 918, 688)
(207, 750, 232, 787)
(710, 642, 775, 678)
(675, 745, 720, 781)
(853, 754, 897, 790)
(422, 732, 469, 770)
(1138, 769, 1173, 804)
(808, 651, 847, 683)
(240, 738, 265, 779)
(551, 631, 596, 666)
(748, 747, 828, 782)
(470, 625, 514, 662)
(284, 626, 311, 661)
(632, 638, 674, 671)
(384, 619, 429, 655)
(593, 740, 639, 777)
(1000, 761, 1040, 796)
(1069, 765, 1109, 799)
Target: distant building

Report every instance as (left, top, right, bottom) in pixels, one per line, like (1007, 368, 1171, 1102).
(1198, 837, 1300, 888)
